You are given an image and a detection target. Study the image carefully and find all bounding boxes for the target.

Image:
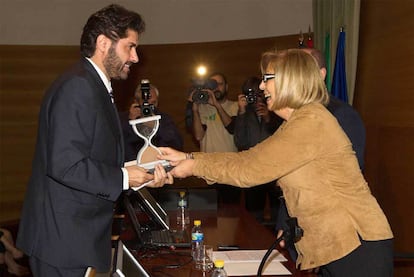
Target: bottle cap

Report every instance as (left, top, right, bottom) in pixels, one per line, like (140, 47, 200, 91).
(214, 259, 224, 268)
(194, 219, 201, 226)
(179, 191, 186, 197)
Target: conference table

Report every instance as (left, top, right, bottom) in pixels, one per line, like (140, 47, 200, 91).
(119, 202, 317, 277)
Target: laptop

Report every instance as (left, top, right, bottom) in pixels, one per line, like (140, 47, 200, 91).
(135, 188, 171, 230)
(123, 189, 191, 248)
(112, 240, 150, 277)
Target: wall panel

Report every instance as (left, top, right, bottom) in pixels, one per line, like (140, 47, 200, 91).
(0, 35, 299, 222)
(354, 0, 414, 256)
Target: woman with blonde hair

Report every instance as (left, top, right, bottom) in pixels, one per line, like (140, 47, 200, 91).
(159, 49, 393, 276)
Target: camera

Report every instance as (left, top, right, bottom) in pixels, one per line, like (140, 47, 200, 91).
(244, 87, 258, 104)
(242, 77, 264, 105)
(140, 79, 155, 116)
(191, 78, 218, 104)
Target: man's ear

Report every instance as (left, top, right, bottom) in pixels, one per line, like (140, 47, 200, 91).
(320, 68, 327, 81)
(96, 34, 111, 54)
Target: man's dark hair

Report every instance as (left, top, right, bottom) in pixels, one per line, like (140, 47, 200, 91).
(208, 72, 228, 86)
(80, 4, 145, 57)
(306, 48, 326, 69)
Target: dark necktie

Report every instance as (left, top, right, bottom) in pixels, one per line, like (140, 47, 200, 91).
(109, 91, 115, 104)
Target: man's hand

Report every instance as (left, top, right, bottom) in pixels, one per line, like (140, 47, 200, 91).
(126, 164, 173, 189)
(255, 101, 270, 122)
(128, 102, 142, 120)
(126, 165, 152, 188)
(147, 163, 174, 187)
(237, 94, 248, 114)
(206, 89, 219, 107)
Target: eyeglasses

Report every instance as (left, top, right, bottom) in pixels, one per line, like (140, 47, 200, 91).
(262, 74, 275, 83)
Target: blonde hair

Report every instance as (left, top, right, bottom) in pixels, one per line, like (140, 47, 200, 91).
(260, 49, 329, 110)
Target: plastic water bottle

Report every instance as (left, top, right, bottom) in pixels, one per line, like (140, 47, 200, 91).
(191, 220, 204, 261)
(211, 259, 227, 277)
(176, 191, 190, 226)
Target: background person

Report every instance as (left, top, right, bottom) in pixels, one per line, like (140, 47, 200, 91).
(231, 76, 283, 223)
(0, 228, 29, 276)
(16, 5, 172, 276)
(185, 72, 240, 204)
(159, 49, 393, 276)
(120, 82, 183, 162)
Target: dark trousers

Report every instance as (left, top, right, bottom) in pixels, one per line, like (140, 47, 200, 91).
(29, 256, 87, 277)
(212, 183, 241, 204)
(318, 238, 394, 277)
(244, 181, 281, 222)
(276, 199, 394, 277)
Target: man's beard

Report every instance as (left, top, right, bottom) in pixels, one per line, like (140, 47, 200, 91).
(103, 45, 129, 80)
(214, 90, 226, 101)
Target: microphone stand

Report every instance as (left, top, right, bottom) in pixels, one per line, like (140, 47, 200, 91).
(257, 236, 284, 277)
(257, 217, 303, 277)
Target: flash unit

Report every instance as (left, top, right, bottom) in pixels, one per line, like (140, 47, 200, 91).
(196, 65, 207, 77)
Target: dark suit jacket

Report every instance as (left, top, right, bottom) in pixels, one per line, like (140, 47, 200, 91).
(17, 58, 124, 272)
(327, 95, 366, 169)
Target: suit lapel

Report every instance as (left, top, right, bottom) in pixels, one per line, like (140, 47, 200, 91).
(82, 59, 125, 164)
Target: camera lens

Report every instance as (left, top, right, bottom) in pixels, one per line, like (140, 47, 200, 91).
(192, 90, 209, 104)
(142, 106, 152, 116)
(246, 94, 256, 104)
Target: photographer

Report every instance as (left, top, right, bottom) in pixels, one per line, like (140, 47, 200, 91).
(120, 81, 183, 162)
(185, 72, 240, 204)
(232, 77, 283, 223)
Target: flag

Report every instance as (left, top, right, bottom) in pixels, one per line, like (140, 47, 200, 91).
(331, 29, 348, 102)
(298, 30, 305, 48)
(324, 32, 331, 90)
(307, 25, 314, 48)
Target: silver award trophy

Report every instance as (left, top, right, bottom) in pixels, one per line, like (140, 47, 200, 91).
(129, 115, 171, 173)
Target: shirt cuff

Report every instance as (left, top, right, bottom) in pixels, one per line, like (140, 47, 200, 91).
(121, 167, 129, 190)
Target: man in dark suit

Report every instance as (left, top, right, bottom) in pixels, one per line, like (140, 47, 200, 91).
(16, 4, 173, 276)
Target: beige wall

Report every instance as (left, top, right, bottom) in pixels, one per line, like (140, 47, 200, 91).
(0, 0, 312, 45)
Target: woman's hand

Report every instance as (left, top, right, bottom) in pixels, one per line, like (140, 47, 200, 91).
(157, 147, 187, 166)
(170, 159, 195, 178)
(158, 147, 196, 178)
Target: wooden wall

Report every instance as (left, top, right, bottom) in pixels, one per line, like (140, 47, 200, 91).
(354, 0, 414, 258)
(0, 35, 299, 223)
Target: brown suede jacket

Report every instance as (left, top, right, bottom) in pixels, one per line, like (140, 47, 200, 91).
(192, 102, 393, 270)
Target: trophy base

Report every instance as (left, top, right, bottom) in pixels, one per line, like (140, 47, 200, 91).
(139, 159, 174, 174)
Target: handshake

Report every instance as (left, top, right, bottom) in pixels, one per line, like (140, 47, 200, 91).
(156, 147, 196, 179)
(125, 147, 195, 190)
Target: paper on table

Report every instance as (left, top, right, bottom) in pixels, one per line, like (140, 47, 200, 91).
(213, 250, 287, 263)
(224, 261, 291, 276)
